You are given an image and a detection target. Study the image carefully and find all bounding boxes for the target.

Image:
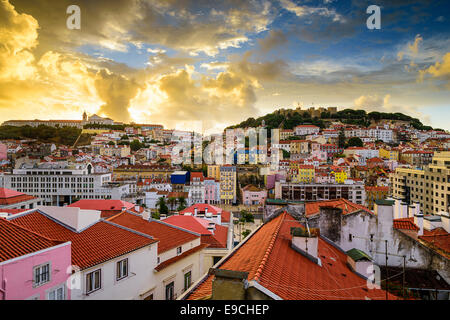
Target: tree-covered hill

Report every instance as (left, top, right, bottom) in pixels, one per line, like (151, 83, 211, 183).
(0, 125, 82, 146)
(227, 108, 435, 131)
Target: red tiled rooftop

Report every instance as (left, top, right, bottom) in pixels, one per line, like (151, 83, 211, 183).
(180, 204, 231, 223)
(108, 211, 199, 254)
(163, 215, 229, 249)
(186, 212, 397, 300)
(305, 199, 373, 217)
(393, 217, 419, 231)
(0, 218, 64, 263)
(0, 188, 36, 205)
(419, 228, 450, 258)
(68, 199, 134, 212)
(9, 211, 156, 270)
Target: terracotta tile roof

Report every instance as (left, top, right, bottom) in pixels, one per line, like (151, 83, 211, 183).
(68, 199, 134, 212)
(419, 228, 450, 258)
(180, 204, 231, 223)
(305, 199, 373, 217)
(155, 243, 209, 272)
(0, 188, 36, 205)
(107, 212, 199, 254)
(393, 218, 419, 231)
(186, 212, 398, 300)
(0, 218, 64, 263)
(163, 215, 229, 249)
(9, 211, 156, 270)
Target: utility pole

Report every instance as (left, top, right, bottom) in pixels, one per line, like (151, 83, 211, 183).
(385, 240, 388, 300)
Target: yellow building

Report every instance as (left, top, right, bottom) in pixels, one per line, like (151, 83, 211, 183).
(220, 165, 237, 204)
(113, 165, 175, 180)
(291, 165, 315, 183)
(332, 170, 348, 184)
(290, 140, 309, 154)
(81, 129, 111, 135)
(207, 165, 221, 181)
(379, 148, 399, 161)
(99, 145, 131, 158)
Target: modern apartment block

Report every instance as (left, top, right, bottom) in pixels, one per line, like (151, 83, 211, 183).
(275, 181, 366, 205)
(3, 162, 129, 206)
(390, 151, 450, 215)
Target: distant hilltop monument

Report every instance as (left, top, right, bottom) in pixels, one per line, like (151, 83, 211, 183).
(2, 112, 121, 128)
(276, 105, 338, 118)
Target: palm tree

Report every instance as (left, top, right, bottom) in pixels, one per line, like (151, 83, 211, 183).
(156, 197, 168, 216)
(168, 197, 177, 211)
(177, 196, 187, 211)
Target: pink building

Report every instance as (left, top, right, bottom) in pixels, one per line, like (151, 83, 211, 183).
(204, 178, 220, 205)
(241, 185, 267, 206)
(0, 143, 7, 160)
(0, 218, 72, 300)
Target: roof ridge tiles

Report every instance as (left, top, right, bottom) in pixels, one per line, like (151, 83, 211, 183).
(253, 211, 286, 282)
(153, 218, 202, 237)
(2, 217, 64, 245)
(103, 219, 156, 241)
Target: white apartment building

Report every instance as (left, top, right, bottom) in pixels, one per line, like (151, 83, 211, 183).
(294, 125, 320, 136)
(3, 162, 129, 205)
(275, 180, 366, 205)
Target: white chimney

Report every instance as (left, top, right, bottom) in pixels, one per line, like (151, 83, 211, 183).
(135, 205, 140, 212)
(440, 212, 450, 233)
(414, 202, 420, 217)
(38, 206, 101, 232)
(290, 227, 320, 265)
(205, 207, 208, 215)
(375, 199, 394, 231)
(414, 212, 424, 236)
(408, 205, 415, 218)
(194, 207, 198, 216)
(400, 202, 408, 218)
(207, 222, 216, 234)
(122, 206, 127, 212)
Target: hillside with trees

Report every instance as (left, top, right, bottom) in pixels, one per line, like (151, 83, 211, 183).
(0, 125, 83, 145)
(227, 108, 436, 132)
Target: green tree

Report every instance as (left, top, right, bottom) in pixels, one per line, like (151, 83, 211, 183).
(177, 197, 187, 211)
(130, 139, 143, 151)
(156, 197, 168, 216)
(346, 137, 363, 148)
(168, 197, 177, 211)
(239, 210, 254, 223)
(242, 229, 251, 238)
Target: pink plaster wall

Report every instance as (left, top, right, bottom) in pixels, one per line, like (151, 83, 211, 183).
(0, 242, 72, 300)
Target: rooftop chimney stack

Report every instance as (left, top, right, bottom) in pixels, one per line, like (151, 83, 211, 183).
(414, 212, 424, 236)
(290, 227, 321, 266)
(122, 206, 127, 212)
(440, 212, 450, 233)
(408, 205, 415, 218)
(194, 207, 198, 216)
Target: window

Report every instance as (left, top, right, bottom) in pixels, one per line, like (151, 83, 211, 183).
(177, 246, 182, 255)
(33, 263, 50, 287)
(48, 285, 65, 300)
(184, 271, 192, 291)
(348, 234, 352, 242)
(86, 269, 101, 294)
(116, 259, 128, 281)
(165, 282, 175, 300)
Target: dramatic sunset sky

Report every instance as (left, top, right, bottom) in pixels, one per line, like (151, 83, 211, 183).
(1, 0, 449, 133)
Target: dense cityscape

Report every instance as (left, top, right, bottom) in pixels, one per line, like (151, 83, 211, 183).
(0, 107, 449, 300)
(0, 0, 449, 305)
